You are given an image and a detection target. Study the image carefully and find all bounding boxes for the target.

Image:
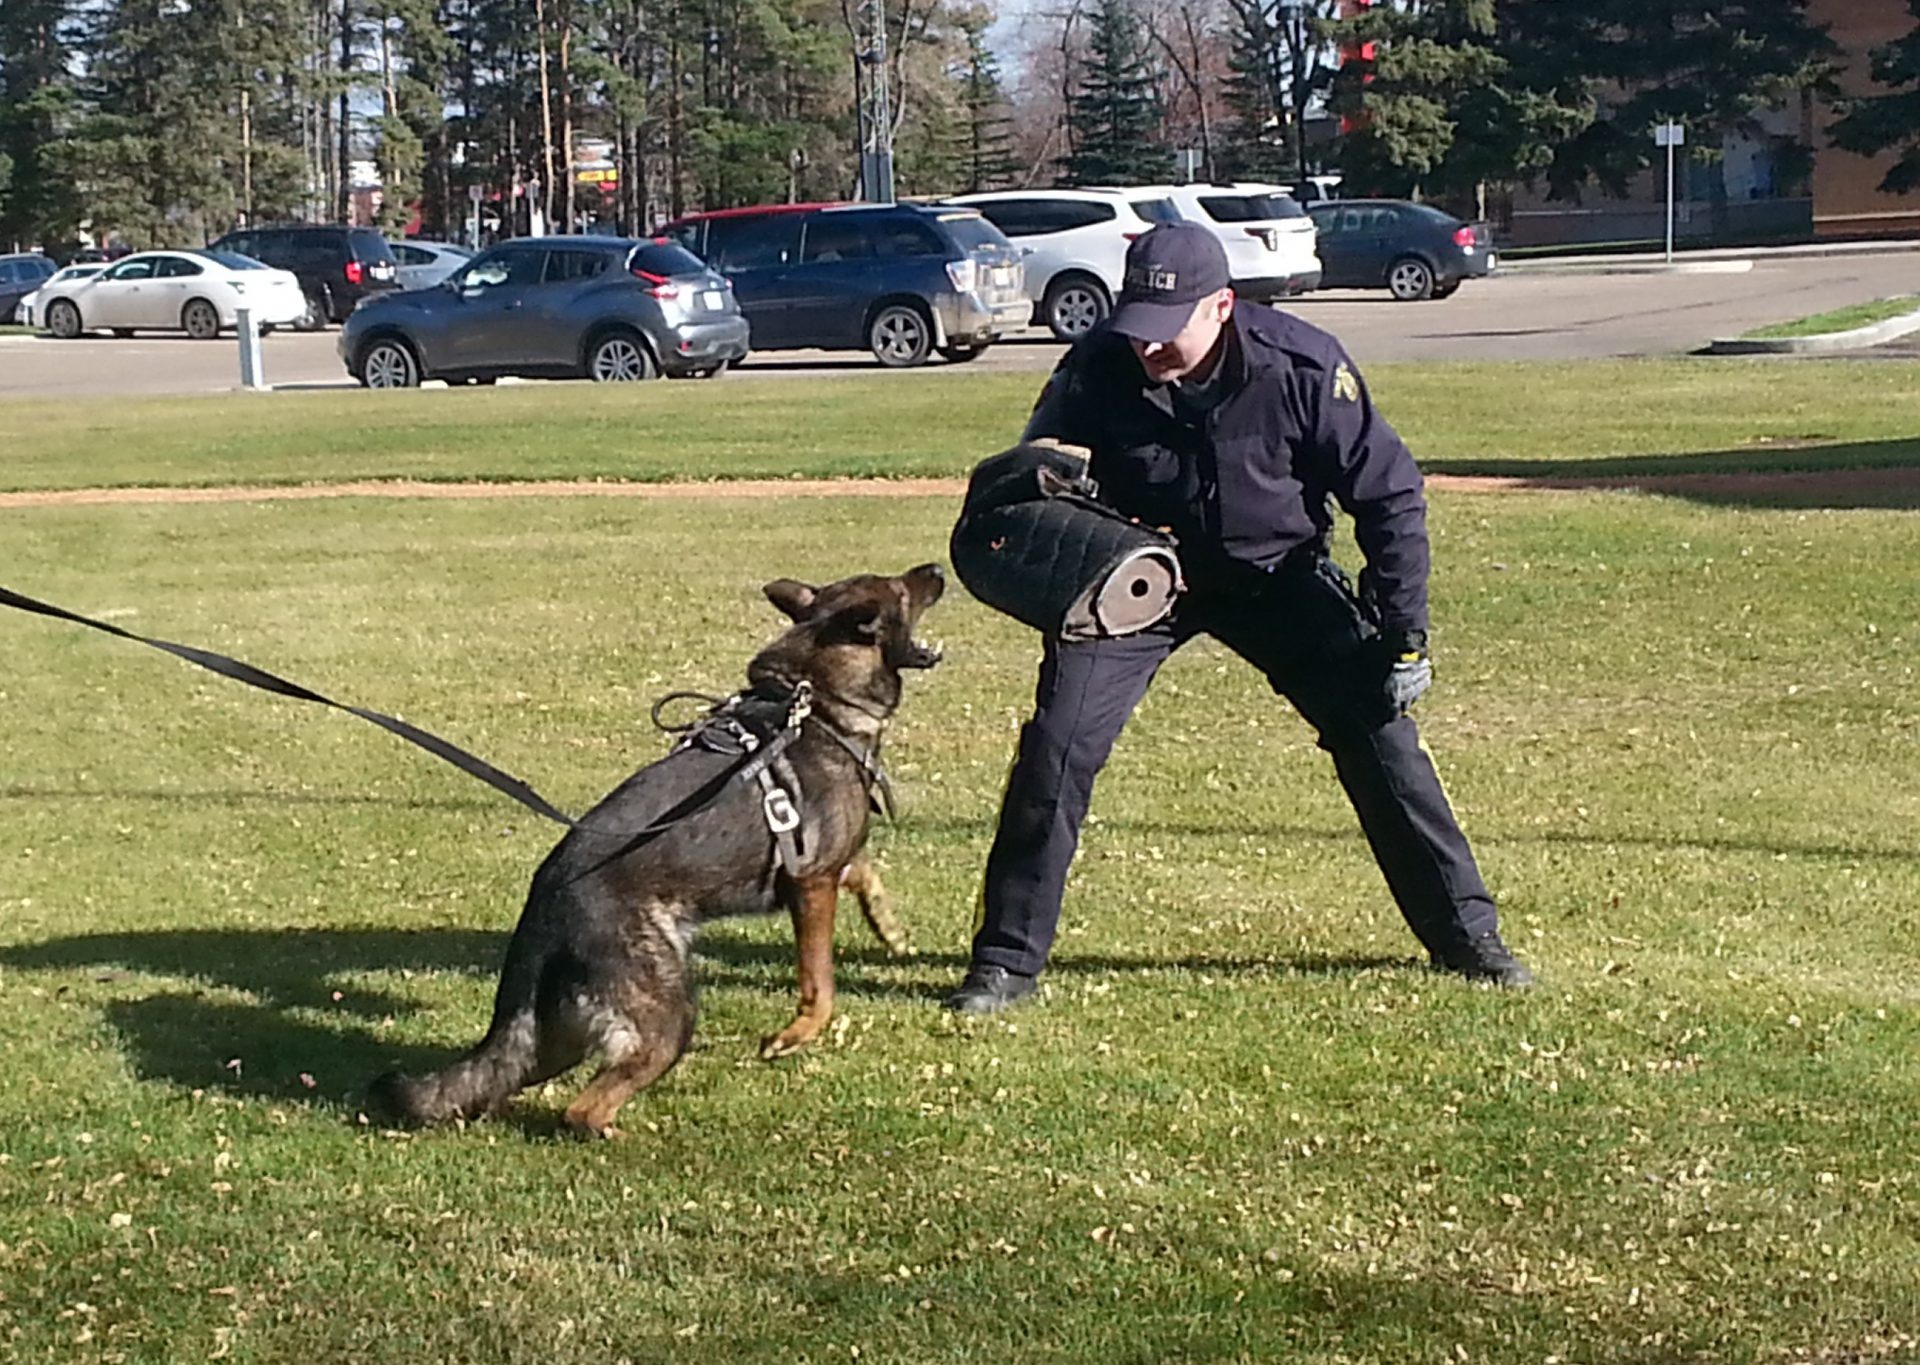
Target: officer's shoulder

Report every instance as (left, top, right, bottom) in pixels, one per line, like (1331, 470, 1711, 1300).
(1237, 303, 1348, 373)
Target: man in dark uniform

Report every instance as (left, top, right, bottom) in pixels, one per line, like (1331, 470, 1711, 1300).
(945, 222, 1531, 1014)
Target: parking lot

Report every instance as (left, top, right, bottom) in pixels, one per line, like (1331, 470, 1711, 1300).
(2, 247, 1914, 399)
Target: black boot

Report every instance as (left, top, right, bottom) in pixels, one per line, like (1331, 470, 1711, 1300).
(943, 964, 1039, 1015)
(1430, 931, 1535, 989)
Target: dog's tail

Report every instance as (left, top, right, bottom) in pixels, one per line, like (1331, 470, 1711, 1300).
(367, 942, 552, 1127)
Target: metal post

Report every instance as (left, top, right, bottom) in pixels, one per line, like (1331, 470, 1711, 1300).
(236, 307, 266, 391)
(1665, 139, 1676, 265)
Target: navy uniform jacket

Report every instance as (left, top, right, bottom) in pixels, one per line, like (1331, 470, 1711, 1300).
(1022, 302, 1432, 634)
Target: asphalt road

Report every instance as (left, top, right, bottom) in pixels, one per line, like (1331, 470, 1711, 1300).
(2, 248, 1915, 400)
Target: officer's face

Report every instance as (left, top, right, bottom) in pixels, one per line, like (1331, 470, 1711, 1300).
(1131, 289, 1235, 384)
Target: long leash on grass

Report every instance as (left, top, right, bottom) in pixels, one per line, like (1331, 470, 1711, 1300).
(3, 583, 891, 861)
(1, 583, 582, 827)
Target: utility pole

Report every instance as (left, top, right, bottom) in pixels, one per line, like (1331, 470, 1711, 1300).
(854, 0, 894, 202)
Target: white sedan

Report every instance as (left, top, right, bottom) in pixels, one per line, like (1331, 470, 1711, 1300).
(37, 249, 307, 339)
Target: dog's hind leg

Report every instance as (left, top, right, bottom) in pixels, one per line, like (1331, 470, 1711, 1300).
(562, 993, 696, 1140)
(760, 874, 840, 1060)
(842, 852, 911, 956)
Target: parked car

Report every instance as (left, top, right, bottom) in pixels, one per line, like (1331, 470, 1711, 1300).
(338, 235, 749, 388)
(2, 253, 58, 325)
(1305, 199, 1495, 300)
(391, 238, 475, 290)
(1120, 182, 1322, 301)
(207, 223, 400, 328)
(36, 249, 307, 339)
(1289, 175, 1344, 205)
(945, 187, 1176, 341)
(15, 263, 105, 328)
(661, 202, 1026, 366)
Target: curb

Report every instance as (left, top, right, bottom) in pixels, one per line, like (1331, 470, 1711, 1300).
(1502, 238, 1920, 273)
(1707, 300, 1920, 355)
(1505, 258, 1754, 277)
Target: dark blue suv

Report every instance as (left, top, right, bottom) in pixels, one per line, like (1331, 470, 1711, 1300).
(661, 202, 1026, 367)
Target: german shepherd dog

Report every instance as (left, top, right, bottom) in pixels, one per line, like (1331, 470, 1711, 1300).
(370, 563, 945, 1136)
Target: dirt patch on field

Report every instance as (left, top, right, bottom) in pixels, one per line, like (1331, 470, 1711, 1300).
(2, 467, 1918, 509)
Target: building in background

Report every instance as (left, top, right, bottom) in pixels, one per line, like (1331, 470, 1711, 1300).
(1810, 0, 1920, 237)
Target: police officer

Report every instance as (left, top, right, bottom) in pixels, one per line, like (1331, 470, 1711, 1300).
(945, 222, 1532, 1014)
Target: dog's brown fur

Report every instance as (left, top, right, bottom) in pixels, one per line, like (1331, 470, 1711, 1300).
(369, 564, 944, 1136)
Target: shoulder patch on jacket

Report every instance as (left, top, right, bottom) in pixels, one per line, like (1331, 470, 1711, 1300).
(1332, 362, 1360, 403)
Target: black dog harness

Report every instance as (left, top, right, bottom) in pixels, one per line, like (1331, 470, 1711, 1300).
(650, 682, 893, 877)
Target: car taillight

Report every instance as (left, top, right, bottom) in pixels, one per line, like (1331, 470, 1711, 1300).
(344, 259, 364, 284)
(631, 267, 681, 300)
(945, 258, 977, 292)
(1452, 226, 1476, 248)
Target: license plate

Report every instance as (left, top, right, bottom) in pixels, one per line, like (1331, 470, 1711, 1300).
(702, 289, 725, 310)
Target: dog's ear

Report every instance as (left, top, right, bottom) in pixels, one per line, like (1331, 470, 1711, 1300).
(763, 579, 818, 621)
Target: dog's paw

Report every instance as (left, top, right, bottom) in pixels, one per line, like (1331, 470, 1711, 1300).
(563, 1113, 625, 1141)
(758, 1025, 818, 1061)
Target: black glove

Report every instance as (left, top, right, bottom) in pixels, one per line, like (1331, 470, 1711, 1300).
(1378, 628, 1431, 718)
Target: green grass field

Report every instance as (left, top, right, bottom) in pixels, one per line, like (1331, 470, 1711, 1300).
(2, 365, 1917, 1363)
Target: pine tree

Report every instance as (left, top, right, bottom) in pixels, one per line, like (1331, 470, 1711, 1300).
(958, 28, 1019, 192)
(0, 0, 81, 250)
(1522, 0, 1836, 201)
(1061, 0, 1165, 185)
(1829, 0, 1920, 194)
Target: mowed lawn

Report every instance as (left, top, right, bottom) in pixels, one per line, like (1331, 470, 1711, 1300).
(1, 364, 1917, 1363)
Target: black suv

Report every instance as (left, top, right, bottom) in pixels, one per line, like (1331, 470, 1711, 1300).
(207, 224, 399, 329)
(660, 202, 1026, 366)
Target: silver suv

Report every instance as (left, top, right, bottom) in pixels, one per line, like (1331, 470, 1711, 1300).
(946, 189, 1178, 342)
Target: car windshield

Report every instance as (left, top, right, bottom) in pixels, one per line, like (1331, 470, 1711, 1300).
(1408, 203, 1461, 226)
(194, 250, 269, 270)
(55, 266, 102, 282)
(1131, 198, 1182, 225)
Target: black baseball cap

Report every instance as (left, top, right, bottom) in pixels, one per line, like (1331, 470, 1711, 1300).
(1107, 222, 1232, 344)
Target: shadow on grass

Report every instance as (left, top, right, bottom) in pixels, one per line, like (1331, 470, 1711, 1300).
(1425, 436, 1920, 509)
(903, 810, 1920, 866)
(2, 921, 1420, 1110)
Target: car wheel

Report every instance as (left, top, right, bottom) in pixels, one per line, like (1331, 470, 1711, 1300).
(358, 337, 421, 389)
(938, 342, 989, 363)
(1387, 257, 1436, 302)
(46, 299, 82, 339)
(296, 291, 327, 332)
(587, 331, 657, 382)
(1042, 275, 1110, 342)
(868, 303, 932, 368)
(182, 299, 221, 339)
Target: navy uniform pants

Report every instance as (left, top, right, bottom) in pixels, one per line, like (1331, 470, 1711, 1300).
(970, 556, 1500, 978)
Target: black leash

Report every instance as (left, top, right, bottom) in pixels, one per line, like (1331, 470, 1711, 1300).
(3, 584, 894, 848)
(2, 584, 578, 828)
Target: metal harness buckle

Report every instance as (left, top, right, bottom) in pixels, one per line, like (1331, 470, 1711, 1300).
(763, 786, 800, 834)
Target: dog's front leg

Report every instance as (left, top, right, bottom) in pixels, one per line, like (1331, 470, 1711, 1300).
(761, 874, 839, 1060)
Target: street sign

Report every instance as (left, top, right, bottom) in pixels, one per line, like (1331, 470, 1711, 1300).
(468, 183, 484, 204)
(1653, 121, 1686, 147)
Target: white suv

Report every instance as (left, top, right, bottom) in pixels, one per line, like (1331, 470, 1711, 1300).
(946, 188, 1180, 341)
(1121, 183, 1322, 301)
